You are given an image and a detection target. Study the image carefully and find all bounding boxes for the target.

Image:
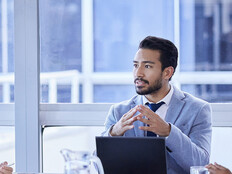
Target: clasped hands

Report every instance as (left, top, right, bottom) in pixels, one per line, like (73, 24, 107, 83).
(110, 104, 171, 137)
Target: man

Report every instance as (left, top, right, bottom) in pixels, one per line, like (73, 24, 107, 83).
(206, 163, 232, 174)
(0, 162, 13, 174)
(102, 36, 212, 174)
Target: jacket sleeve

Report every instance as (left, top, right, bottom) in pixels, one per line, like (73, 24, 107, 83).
(101, 105, 117, 136)
(166, 103, 212, 172)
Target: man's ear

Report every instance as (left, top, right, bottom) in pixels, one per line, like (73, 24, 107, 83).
(163, 66, 174, 80)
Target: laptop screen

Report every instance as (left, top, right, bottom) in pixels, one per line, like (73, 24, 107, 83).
(96, 137, 167, 174)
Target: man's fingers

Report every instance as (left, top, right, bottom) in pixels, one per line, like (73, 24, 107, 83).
(208, 165, 217, 171)
(214, 162, 226, 170)
(124, 108, 137, 120)
(137, 105, 158, 119)
(124, 116, 137, 125)
(139, 126, 151, 131)
(2, 166, 13, 172)
(0, 169, 12, 174)
(0, 162, 6, 168)
(206, 168, 216, 174)
(124, 124, 134, 131)
(205, 164, 213, 169)
(137, 117, 149, 125)
(135, 113, 143, 117)
(124, 113, 144, 125)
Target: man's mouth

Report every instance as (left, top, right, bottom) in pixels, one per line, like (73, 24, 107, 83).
(134, 78, 149, 87)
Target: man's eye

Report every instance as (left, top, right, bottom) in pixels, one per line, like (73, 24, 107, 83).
(145, 65, 151, 68)
(133, 64, 138, 68)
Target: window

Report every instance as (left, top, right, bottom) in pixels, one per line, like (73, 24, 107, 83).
(39, 0, 82, 103)
(0, 0, 14, 103)
(0, 0, 15, 166)
(94, 0, 174, 72)
(39, 0, 232, 104)
(179, 0, 232, 102)
(39, 0, 174, 103)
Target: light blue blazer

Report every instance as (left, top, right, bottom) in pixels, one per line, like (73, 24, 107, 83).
(102, 86, 212, 174)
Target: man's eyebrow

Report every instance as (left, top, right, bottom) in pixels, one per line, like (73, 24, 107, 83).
(133, 60, 155, 64)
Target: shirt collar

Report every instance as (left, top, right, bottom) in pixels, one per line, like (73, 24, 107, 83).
(142, 84, 174, 106)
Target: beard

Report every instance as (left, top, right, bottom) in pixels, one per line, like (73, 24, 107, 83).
(134, 75, 163, 95)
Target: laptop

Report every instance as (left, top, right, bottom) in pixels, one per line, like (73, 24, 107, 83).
(96, 136, 167, 174)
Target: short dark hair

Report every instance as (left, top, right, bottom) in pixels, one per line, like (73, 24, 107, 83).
(139, 36, 178, 74)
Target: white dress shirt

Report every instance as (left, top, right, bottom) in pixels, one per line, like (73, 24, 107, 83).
(142, 84, 174, 120)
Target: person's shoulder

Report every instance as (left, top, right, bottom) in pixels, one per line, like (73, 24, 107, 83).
(182, 90, 206, 102)
(173, 86, 209, 107)
(175, 89, 211, 115)
(181, 91, 211, 114)
(183, 91, 208, 105)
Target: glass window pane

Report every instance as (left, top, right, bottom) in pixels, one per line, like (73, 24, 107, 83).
(94, 85, 135, 103)
(182, 84, 232, 103)
(40, 0, 82, 72)
(94, 0, 174, 72)
(10, 85, 14, 102)
(0, 126, 15, 169)
(39, 0, 176, 103)
(0, 0, 14, 103)
(180, 0, 232, 71)
(39, 0, 82, 103)
(43, 126, 104, 173)
(0, 85, 2, 102)
(41, 84, 49, 103)
(57, 85, 71, 103)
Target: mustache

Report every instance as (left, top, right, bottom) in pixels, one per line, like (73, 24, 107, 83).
(134, 78, 149, 84)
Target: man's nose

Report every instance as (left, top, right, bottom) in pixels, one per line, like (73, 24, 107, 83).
(134, 66, 144, 77)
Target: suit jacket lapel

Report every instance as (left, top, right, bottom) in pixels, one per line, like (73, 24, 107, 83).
(165, 86, 186, 124)
(131, 95, 145, 137)
(131, 87, 186, 136)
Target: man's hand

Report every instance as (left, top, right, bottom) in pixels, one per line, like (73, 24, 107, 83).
(205, 162, 232, 174)
(136, 105, 171, 137)
(110, 107, 138, 136)
(0, 162, 13, 174)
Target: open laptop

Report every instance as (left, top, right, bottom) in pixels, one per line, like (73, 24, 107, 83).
(96, 137, 167, 174)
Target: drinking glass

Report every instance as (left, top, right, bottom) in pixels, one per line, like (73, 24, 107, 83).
(190, 166, 209, 174)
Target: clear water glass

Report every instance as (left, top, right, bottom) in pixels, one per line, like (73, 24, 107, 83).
(190, 166, 209, 174)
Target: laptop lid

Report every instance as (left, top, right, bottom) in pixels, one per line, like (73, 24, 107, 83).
(96, 136, 167, 174)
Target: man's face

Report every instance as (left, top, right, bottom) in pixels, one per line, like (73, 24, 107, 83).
(133, 48, 164, 95)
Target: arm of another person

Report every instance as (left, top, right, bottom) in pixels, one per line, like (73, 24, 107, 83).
(165, 103, 212, 172)
(0, 162, 13, 174)
(206, 162, 232, 174)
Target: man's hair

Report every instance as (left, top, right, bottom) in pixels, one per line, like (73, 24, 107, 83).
(139, 36, 178, 74)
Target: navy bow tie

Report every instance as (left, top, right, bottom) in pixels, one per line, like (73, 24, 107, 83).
(147, 101, 165, 137)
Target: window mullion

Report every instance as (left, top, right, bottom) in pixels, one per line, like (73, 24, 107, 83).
(14, 0, 40, 172)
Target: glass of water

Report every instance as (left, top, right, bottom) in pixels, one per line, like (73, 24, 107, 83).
(190, 166, 209, 174)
